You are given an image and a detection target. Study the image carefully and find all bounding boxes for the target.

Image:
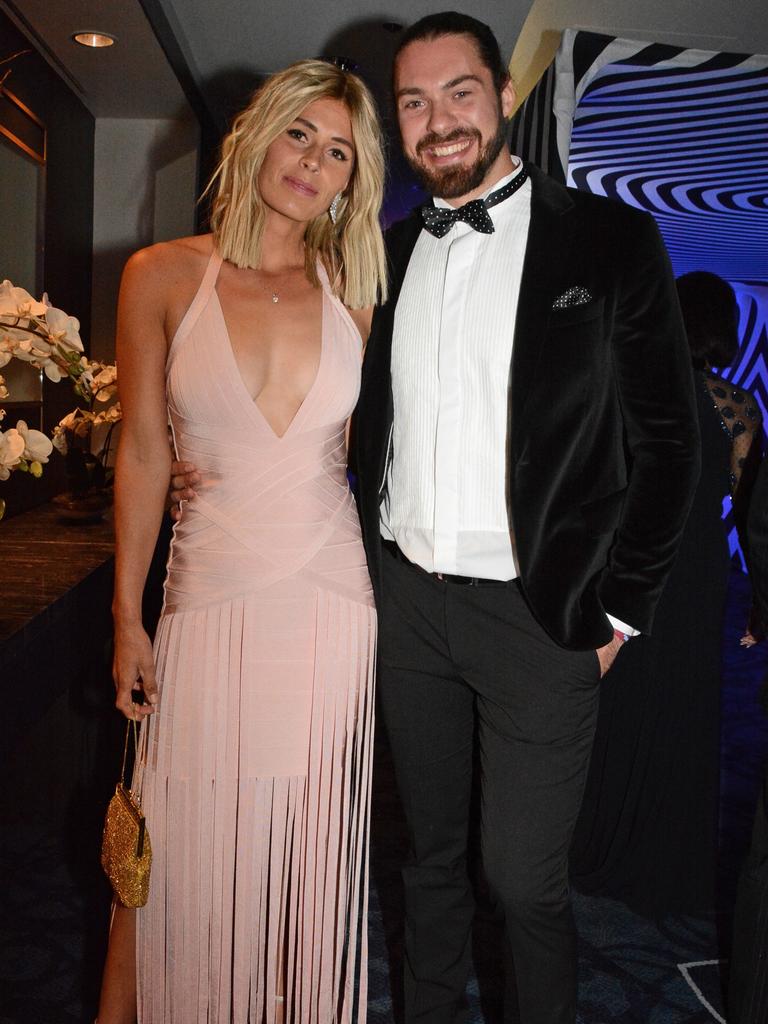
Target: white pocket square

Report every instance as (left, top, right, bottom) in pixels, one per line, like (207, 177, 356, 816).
(552, 285, 593, 309)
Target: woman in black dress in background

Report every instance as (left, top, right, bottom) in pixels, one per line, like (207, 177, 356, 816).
(571, 272, 762, 916)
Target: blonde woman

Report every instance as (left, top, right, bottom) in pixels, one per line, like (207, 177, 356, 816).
(98, 59, 387, 1023)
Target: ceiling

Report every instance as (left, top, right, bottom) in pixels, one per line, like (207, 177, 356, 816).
(2, 0, 767, 128)
(147, 0, 533, 128)
(0, 0, 191, 120)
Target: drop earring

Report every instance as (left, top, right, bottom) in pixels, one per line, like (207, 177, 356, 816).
(329, 192, 342, 224)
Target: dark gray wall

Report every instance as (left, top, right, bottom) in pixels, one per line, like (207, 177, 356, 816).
(1, 8, 94, 515)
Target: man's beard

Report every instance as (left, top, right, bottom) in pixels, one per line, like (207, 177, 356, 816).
(408, 112, 508, 199)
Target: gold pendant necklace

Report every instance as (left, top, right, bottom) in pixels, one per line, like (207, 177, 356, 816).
(271, 292, 279, 303)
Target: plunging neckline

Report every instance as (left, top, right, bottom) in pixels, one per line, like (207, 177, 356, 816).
(212, 272, 325, 441)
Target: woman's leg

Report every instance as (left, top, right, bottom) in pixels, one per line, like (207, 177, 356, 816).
(97, 902, 137, 1024)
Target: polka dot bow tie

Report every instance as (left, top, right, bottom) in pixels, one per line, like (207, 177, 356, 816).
(420, 165, 529, 238)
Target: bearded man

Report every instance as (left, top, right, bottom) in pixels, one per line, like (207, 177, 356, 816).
(353, 11, 700, 1024)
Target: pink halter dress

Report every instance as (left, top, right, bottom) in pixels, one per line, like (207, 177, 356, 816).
(136, 250, 376, 1023)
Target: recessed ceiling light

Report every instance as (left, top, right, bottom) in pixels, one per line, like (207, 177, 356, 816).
(72, 31, 116, 48)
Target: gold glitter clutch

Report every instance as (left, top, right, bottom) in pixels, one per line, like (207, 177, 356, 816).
(101, 717, 152, 907)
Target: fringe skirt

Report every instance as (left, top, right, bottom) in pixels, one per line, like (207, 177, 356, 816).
(135, 586, 376, 1023)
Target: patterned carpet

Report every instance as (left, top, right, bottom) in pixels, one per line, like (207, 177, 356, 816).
(1, 568, 767, 1023)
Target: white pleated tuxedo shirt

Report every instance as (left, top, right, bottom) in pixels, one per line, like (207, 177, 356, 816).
(380, 161, 637, 636)
(380, 164, 528, 580)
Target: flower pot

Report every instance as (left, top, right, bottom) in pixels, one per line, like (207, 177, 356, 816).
(52, 488, 112, 523)
(64, 448, 107, 496)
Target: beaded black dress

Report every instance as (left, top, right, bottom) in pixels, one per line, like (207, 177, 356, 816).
(570, 370, 762, 915)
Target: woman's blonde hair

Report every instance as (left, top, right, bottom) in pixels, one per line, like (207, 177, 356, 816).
(206, 59, 387, 307)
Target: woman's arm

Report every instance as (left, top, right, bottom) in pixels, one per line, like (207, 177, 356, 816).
(111, 248, 173, 719)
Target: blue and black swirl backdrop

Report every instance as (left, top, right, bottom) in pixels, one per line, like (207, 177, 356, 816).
(511, 29, 768, 561)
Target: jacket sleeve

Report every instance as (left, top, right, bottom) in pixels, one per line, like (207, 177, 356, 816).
(598, 212, 701, 634)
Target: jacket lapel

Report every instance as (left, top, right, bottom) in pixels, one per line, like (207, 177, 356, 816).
(380, 211, 423, 356)
(367, 211, 423, 426)
(509, 165, 574, 459)
(358, 211, 422, 485)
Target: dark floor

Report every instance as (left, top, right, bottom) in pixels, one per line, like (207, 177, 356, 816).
(2, 568, 767, 1023)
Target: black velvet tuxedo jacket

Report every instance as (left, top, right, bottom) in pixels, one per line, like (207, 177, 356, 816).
(353, 164, 701, 650)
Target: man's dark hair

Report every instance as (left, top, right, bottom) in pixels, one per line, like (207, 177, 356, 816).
(394, 11, 509, 92)
(676, 271, 739, 369)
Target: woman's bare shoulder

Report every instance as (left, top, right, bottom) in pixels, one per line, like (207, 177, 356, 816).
(124, 234, 214, 287)
(118, 236, 217, 349)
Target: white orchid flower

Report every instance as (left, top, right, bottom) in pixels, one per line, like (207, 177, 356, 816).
(92, 364, 118, 400)
(10, 346, 61, 382)
(45, 306, 83, 353)
(92, 402, 122, 426)
(57, 410, 79, 431)
(0, 327, 32, 350)
(42, 359, 64, 382)
(15, 337, 53, 360)
(75, 412, 96, 436)
(57, 407, 94, 438)
(78, 357, 95, 389)
(0, 426, 25, 479)
(51, 424, 68, 455)
(0, 280, 47, 318)
(12, 338, 34, 359)
(15, 419, 53, 463)
(0, 374, 7, 401)
(0, 334, 21, 366)
(0, 331, 16, 347)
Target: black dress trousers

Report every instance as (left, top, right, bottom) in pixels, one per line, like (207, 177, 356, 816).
(377, 547, 602, 1024)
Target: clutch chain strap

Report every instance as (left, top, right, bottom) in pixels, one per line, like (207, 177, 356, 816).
(120, 710, 150, 857)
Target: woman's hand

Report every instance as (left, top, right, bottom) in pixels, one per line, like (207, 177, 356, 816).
(113, 622, 159, 719)
(742, 607, 766, 647)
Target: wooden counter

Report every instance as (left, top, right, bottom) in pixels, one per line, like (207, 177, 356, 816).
(0, 502, 115, 646)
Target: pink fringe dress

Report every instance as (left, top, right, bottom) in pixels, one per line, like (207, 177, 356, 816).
(136, 251, 376, 1022)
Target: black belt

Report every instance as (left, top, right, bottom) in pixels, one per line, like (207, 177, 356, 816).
(382, 539, 514, 587)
